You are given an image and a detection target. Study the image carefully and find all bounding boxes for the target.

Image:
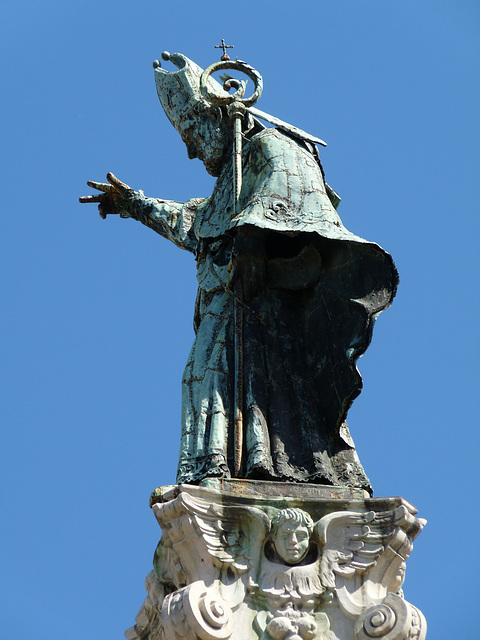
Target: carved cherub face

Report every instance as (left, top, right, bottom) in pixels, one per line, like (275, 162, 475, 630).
(274, 522, 311, 564)
(270, 508, 314, 565)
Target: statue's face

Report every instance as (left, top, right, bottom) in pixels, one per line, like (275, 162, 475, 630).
(179, 109, 231, 177)
(273, 521, 311, 564)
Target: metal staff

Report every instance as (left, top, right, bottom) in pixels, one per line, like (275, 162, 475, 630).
(200, 56, 263, 477)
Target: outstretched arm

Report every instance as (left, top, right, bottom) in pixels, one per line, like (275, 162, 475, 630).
(79, 172, 203, 253)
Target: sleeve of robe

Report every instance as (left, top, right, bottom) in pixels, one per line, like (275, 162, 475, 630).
(122, 189, 206, 254)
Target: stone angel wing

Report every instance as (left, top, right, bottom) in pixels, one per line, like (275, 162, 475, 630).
(316, 504, 425, 591)
(152, 489, 271, 576)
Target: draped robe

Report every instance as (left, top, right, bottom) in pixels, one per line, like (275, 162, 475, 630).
(126, 128, 398, 493)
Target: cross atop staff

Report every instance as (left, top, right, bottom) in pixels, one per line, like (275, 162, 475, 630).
(215, 38, 234, 61)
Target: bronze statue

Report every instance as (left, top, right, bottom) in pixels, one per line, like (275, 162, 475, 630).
(80, 51, 397, 493)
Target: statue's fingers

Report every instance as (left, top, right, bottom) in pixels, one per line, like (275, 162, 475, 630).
(79, 194, 104, 204)
(106, 172, 130, 191)
(87, 180, 111, 192)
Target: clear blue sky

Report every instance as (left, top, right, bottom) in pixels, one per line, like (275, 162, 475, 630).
(2, 1, 479, 638)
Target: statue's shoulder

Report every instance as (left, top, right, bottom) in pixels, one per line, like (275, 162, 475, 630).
(247, 127, 313, 168)
(250, 126, 300, 147)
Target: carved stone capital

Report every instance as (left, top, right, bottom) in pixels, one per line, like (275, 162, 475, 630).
(126, 482, 426, 640)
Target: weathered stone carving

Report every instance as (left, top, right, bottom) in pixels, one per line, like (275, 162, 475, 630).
(125, 484, 426, 640)
(354, 594, 426, 640)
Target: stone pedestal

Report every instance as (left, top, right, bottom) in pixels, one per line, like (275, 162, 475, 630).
(126, 481, 426, 640)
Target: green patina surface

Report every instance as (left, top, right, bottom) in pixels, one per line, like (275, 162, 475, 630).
(81, 52, 398, 493)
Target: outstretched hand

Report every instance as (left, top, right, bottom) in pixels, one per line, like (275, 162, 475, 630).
(79, 172, 132, 219)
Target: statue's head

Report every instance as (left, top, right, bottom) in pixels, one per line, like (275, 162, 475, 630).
(270, 508, 315, 565)
(154, 52, 232, 176)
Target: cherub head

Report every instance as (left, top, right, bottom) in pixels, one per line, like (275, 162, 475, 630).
(270, 508, 315, 565)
